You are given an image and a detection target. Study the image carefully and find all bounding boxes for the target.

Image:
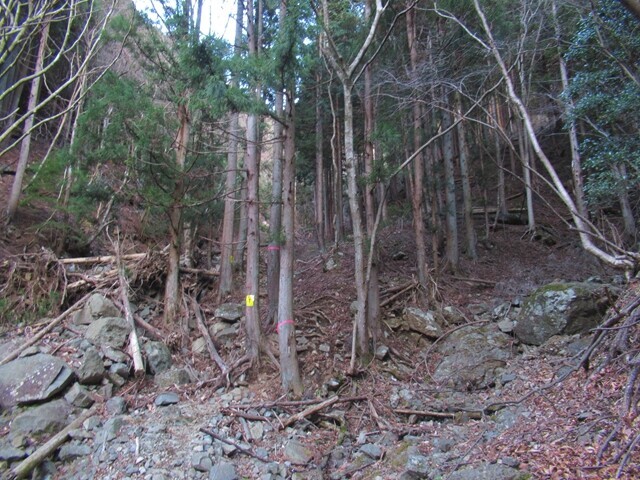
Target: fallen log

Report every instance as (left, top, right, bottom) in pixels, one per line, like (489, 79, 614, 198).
(9, 406, 98, 479)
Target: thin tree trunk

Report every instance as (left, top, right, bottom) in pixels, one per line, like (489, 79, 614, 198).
(363, 0, 379, 344)
(454, 92, 477, 259)
(218, 0, 244, 300)
(328, 82, 343, 244)
(518, 118, 535, 231)
(267, 90, 284, 325)
(244, 0, 263, 362)
(278, 91, 303, 395)
(315, 57, 326, 252)
(164, 103, 190, 324)
(406, 5, 429, 289)
(441, 103, 459, 272)
(235, 171, 248, 268)
(6, 19, 50, 222)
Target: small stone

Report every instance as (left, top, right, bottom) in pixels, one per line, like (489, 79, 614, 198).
(497, 319, 515, 333)
(283, 439, 313, 465)
(106, 372, 127, 387)
(101, 346, 129, 363)
(109, 362, 130, 379)
(318, 344, 330, 353)
(154, 368, 191, 388)
(58, 443, 91, 461)
(192, 337, 207, 355)
(105, 396, 127, 415)
(249, 422, 264, 441)
(500, 372, 517, 384)
(359, 443, 383, 459)
(209, 462, 238, 480)
(64, 383, 95, 408)
(78, 347, 104, 385)
(214, 303, 243, 322)
(155, 392, 180, 406)
(191, 452, 213, 472)
(0, 445, 27, 461)
(144, 342, 172, 374)
(375, 345, 389, 360)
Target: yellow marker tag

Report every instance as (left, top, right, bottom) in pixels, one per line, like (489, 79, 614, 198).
(246, 294, 255, 307)
(230, 255, 234, 263)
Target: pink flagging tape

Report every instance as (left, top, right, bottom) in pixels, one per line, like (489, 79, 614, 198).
(277, 319, 295, 333)
(267, 245, 281, 251)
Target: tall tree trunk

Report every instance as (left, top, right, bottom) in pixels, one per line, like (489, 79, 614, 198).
(218, 0, 244, 300)
(235, 171, 248, 268)
(267, 90, 284, 325)
(406, 5, 429, 289)
(363, 2, 379, 344)
(278, 91, 303, 395)
(315, 57, 326, 252)
(328, 82, 343, 244)
(517, 118, 535, 231)
(244, 0, 263, 362)
(164, 103, 190, 324)
(454, 92, 477, 259)
(441, 103, 459, 272)
(6, 19, 50, 222)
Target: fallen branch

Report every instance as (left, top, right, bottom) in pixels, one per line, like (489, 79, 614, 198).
(115, 246, 145, 378)
(180, 266, 219, 276)
(450, 275, 497, 286)
(199, 427, 269, 463)
(0, 293, 91, 366)
(59, 253, 147, 265)
(9, 406, 98, 479)
(380, 281, 417, 308)
(230, 395, 367, 410)
(190, 295, 229, 383)
(280, 396, 340, 429)
(394, 407, 483, 420)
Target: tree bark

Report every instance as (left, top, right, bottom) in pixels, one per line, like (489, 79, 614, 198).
(315, 54, 326, 251)
(454, 92, 477, 260)
(406, 5, 429, 289)
(278, 91, 303, 395)
(6, 19, 50, 222)
(164, 102, 190, 324)
(441, 102, 459, 272)
(218, 0, 245, 300)
(244, 0, 263, 362)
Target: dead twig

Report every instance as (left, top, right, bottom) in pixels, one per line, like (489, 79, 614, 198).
(199, 427, 270, 463)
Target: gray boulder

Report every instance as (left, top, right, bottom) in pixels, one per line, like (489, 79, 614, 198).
(433, 325, 513, 390)
(84, 317, 131, 348)
(514, 282, 614, 345)
(0, 354, 75, 408)
(77, 347, 104, 385)
(214, 303, 243, 322)
(64, 383, 94, 408)
(404, 307, 444, 339)
(283, 439, 313, 465)
(74, 293, 120, 325)
(144, 341, 172, 374)
(10, 399, 72, 438)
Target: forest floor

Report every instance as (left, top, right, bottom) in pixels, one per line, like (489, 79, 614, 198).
(1, 162, 639, 478)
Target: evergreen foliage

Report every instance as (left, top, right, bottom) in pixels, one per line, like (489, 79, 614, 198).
(566, 0, 640, 208)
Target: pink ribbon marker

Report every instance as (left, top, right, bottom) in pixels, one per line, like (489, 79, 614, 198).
(267, 245, 281, 251)
(277, 319, 295, 333)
